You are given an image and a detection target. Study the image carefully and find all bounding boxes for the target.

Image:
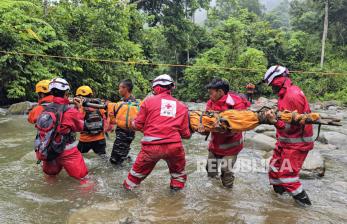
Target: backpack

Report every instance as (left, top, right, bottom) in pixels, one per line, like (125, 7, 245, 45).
(34, 103, 72, 161)
(111, 100, 141, 129)
(83, 107, 104, 134)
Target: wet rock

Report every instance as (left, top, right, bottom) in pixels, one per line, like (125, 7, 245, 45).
(254, 125, 276, 133)
(335, 111, 347, 120)
(312, 104, 322, 110)
(245, 133, 276, 152)
(0, 108, 8, 116)
(252, 97, 277, 111)
(318, 131, 347, 149)
(8, 101, 35, 115)
(300, 150, 325, 179)
(328, 106, 338, 111)
(314, 142, 338, 151)
(262, 131, 276, 139)
(322, 100, 339, 109)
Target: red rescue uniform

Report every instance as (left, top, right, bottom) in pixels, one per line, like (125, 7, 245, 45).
(206, 92, 250, 156)
(269, 77, 314, 196)
(123, 91, 191, 190)
(37, 97, 89, 180)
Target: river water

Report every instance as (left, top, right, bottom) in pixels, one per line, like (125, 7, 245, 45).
(0, 115, 346, 223)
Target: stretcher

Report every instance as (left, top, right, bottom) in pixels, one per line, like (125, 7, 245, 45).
(81, 101, 342, 133)
(189, 107, 342, 133)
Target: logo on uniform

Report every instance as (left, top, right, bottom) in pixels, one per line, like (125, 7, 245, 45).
(160, 99, 176, 117)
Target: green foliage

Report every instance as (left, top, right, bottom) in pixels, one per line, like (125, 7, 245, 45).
(0, 0, 347, 105)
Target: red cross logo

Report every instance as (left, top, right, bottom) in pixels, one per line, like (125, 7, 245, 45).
(165, 103, 172, 109)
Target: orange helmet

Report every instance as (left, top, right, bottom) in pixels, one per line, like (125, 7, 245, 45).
(35, 80, 50, 93)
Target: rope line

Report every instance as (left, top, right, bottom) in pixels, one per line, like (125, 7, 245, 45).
(1, 50, 346, 76)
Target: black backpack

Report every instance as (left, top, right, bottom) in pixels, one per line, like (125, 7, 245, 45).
(83, 107, 104, 134)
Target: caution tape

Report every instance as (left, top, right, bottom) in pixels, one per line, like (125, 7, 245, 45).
(0, 50, 347, 76)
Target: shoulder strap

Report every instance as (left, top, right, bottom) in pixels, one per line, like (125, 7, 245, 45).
(51, 104, 68, 133)
(113, 102, 127, 118)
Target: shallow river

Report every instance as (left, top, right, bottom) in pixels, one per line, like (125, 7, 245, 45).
(0, 115, 346, 223)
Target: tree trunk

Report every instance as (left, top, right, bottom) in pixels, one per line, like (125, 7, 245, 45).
(320, 0, 329, 69)
(43, 0, 48, 16)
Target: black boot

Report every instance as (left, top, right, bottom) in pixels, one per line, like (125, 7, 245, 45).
(273, 185, 286, 195)
(170, 186, 182, 192)
(221, 171, 235, 189)
(293, 190, 312, 206)
(109, 157, 124, 166)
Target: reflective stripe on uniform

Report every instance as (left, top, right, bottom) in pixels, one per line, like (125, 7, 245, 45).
(219, 140, 243, 150)
(269, 177, 299, 184)
(174, 177, 186, 183)
(130, 169, 146, 179)
(171, 172, 186, 178)
(270, 165, 278, 172)
(288, 185, 303, 196)
(278, 136, 314, 144)
(142, 136, 164, 142)
(171, 172, 186, 183)
(65, 140, 78, 150)
(125, 177, 138, 188)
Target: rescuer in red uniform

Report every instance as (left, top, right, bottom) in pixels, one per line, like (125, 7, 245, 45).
(34, 78, 88, 181)
(205, 78, 251, 188)
(263, 65, 314, 206)
(123, 74, 191, 191)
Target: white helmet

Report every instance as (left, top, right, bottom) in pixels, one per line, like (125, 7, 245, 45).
(152, 74, 174, 87)
(49, 78, 70, 91)
(263, 65, 289, 85)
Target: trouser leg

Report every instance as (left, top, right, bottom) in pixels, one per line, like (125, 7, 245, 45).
(206, 151, 219, 178)
(123, 146, 158, 190)
(269, 146, 310, 203)
(110, 128, 135, 164)
(165, 145, 187, 189)
(220, 155, 237, 188)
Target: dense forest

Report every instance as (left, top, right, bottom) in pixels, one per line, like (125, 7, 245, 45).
(0, 0, 347, 105)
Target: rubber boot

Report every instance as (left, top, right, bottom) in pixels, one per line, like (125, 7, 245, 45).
(293, 190, 312, 206)
(170, 186, 182, 192)
(273, 185, 286, 195)
(221, 171, 235, 188)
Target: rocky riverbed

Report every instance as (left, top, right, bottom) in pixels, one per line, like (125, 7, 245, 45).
(0, 98, 346, 223)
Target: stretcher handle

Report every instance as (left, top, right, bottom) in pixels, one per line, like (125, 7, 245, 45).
(82, 101, 108, 109)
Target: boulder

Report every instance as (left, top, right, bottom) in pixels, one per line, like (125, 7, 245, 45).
(262, 131, 276, 139)
(318, 131, 347, 149)
(328, 106, 338, 111)
(300, 150, 325, 178)
(8, 101, 34, 115)
(321, 100, 339, 109)
(252, 97, 277, 110)
(254, 125, 276, 133)
(0, 108, 8, 116)
(335, 111, 347, 120)
(314, 142, 338, 151)
(245, 133, 276, 152)
(312, 104, 322, 111)
(256, 97, 270, 104)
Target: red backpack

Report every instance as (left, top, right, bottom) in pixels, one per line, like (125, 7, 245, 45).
(34, 103, 72, 161)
